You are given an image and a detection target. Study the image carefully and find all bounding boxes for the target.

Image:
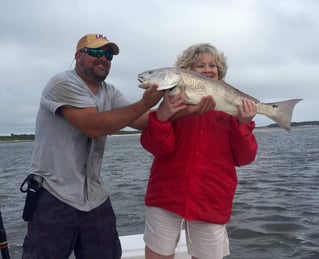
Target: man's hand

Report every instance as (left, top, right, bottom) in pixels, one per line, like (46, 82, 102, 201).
(141, 84, 163, 109)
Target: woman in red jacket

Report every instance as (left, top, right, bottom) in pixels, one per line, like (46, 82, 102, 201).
(141, 43, 258, 259)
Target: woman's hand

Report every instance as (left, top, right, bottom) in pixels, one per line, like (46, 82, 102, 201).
(237, 98, 257, 124)
(168, 95, 215, 120)
(156, 91, 186, 121)
(188, 96, 216, 114)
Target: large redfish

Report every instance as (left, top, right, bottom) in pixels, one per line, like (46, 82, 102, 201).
(138, 67, 302, 131)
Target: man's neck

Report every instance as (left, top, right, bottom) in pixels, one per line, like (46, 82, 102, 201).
(75, 67, 100, 94)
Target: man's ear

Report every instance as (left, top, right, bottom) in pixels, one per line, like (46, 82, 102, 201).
(75, 51, 81, 60)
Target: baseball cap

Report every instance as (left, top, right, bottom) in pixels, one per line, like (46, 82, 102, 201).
(76, 33, 119, 54)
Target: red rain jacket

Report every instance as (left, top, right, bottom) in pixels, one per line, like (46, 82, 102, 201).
(141, 110, 258, 224)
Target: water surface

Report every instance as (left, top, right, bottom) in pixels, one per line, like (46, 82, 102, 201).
(0, 127, 318, 258)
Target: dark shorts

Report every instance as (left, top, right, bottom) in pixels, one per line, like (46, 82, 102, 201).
(22, 189, 121, 259)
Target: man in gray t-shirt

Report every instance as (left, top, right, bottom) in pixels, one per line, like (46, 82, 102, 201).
(22, 33, 163, 259)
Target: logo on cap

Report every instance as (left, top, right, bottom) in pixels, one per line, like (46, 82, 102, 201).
(95, 34, 107, 40)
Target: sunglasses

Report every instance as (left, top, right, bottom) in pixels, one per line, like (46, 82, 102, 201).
(80, 48, 114, 61)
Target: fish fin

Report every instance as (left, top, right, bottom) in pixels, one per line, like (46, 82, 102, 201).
(158, 84, 179, 90)
(138, 83, 177, 90)
(264, 99, 303, 131)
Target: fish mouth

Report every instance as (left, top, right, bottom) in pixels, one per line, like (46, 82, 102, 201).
(138, 74, 156, 89)
(138, 79, 150, 89)
(138, 75, 147, 83)
(138, 76, 149, 89)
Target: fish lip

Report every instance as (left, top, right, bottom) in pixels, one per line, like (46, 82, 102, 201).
(138, 83, 149, 89)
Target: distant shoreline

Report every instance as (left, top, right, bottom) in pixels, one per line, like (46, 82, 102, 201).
(0, 130, 142, 142)
(1, 121, 318, 142)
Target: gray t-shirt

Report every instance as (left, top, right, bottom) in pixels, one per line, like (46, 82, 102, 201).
(31, 69, 131, 211)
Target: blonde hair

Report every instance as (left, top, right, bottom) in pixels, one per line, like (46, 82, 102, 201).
(175, 43, 228, 80)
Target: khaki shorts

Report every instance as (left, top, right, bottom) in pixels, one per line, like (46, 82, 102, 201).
(144, 206, 230, 259)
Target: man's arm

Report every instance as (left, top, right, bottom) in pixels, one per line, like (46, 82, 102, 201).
(60, 85, 162, 138)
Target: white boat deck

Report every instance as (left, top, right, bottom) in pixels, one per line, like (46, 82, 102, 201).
(120, 230, 191, 258)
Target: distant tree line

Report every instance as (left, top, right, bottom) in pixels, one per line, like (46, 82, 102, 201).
(1, 121, 318, 141)
(0, 130, 142, 141)
(265, 120, 319, 129)
(111, 130, 141, 135)
(0, 133, 35, 141)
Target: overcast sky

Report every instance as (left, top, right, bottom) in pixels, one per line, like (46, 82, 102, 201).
(1, 0, 318, 135)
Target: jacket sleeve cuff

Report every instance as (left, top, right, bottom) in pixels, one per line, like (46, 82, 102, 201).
(234, 119, 256, 136)
(147, 111, 172, 134)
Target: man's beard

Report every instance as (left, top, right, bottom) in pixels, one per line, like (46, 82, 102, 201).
(92, 69, 108, 81)
(89, 62, 109, 81)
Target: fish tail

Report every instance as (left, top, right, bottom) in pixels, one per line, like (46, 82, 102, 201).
(263, 99, 302, 131)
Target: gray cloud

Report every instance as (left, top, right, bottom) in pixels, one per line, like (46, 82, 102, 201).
(1, 0, 318, 134)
